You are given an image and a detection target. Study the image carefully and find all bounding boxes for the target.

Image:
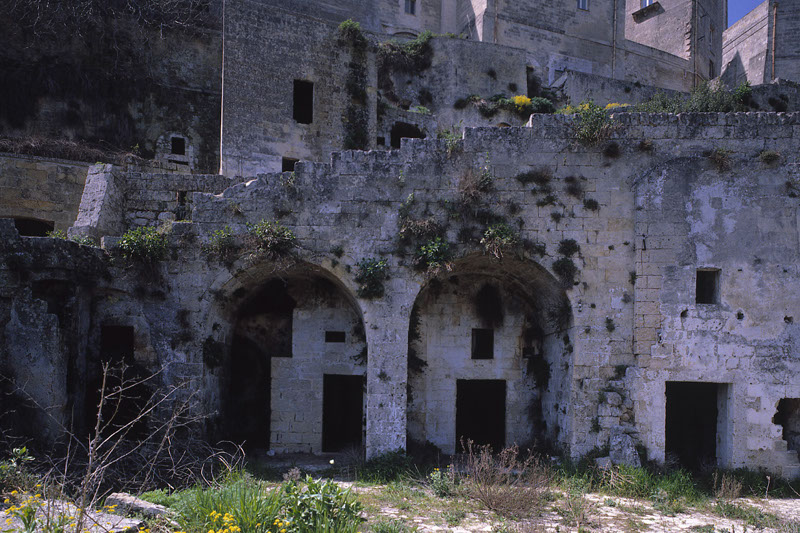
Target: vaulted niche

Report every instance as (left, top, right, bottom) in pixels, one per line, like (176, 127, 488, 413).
(223, 270, 366, 453)
(407, 255, 572, 454)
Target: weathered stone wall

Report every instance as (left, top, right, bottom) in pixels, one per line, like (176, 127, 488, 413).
(722, 0, 770, 86)
(4, 112, 800, 477)
(0, 221, 109, 442)
(556, 71, 683, 108)
(774, 0, 800, 83)
(220, 0, 378, 176)
(0, 15, 223, 173)
(0, 154, 91, 232)
(723, 0, 800, 87)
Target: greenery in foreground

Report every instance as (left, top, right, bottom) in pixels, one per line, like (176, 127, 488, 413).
(1, 445, 799, 533)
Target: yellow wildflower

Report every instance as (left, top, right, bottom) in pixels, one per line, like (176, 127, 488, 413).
(512, 95, 531, 107)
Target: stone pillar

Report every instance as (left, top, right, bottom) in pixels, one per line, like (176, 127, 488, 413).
(362, 279, 419, 458)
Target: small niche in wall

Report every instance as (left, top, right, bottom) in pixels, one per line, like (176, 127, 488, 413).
(171, 136, 186, 155)
(293, 80, 314, 124)
(282, 157, 299, 172)
(471, 328, 494, 359)
(696, 269, 720, 305)
(325, 331, 346, 343)
(14, 218, 54, 237)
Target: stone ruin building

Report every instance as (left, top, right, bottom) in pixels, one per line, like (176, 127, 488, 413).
(1, 0, 800, 478)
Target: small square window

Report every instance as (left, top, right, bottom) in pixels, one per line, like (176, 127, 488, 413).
(577, 0, 589, 10)
(405, 0, 416, 15)
(471, 328, 494, 359)
(696, 269, 720, 304)
(282, 157, 299, 172)
(325, 331, 346, 343)
(171, 137, 186, 155)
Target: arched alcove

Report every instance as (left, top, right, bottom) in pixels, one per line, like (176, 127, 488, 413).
(406, 255, 571, 454)
(214, 262, 367, 454)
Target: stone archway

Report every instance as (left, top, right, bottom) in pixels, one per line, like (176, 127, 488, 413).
(217, 263, 367, 454)
(406, 255, 571, 454)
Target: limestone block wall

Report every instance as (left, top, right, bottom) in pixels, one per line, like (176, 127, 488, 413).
(408, 279, 543, 454)
(0, 154, 91, 232)
(0, 16, 223, 173)
(123, 172, 243, 228)
(221, 0, 378, 176)
(774, 0, 800, 83)
(271, 303, 366, 453)
(6, 111, 800, 477)
(722, 0, 770, 86)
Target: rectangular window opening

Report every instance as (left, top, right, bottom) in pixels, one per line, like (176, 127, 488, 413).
(325, 331, 346, 343)
(471, 328, 494, 359)
(696, 269, 720, 304)
(293, 80, 314, 124)
(641, 0, 654, 7)
(577, 0, 589, 10)
(171, 137, 186, 155)
(282, 157, 299, 172)
(405, 0, 416, 15)
(377, 136, 386, 146)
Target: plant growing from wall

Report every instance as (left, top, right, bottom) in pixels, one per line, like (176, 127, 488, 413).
(708, 148, 732, 171)
(340, 20, 370, 150)
(558, 102, 618, 146)
(758, 150, 781, 165)
(557, 239, 580, 258)
(515, 168, 551, 186)
(46, 229, 97, 247)
(354, 257, 389, 298)
(437, 124, 463, 157)
(552, 257, 577, 286)
(338, 19, 368, 50)
(203, 226, 239, 265)
(481, 223, 518, 258)
(583, 198, 600, 211)
(246, 220, 297, 256)
(117, 226, 169, 263)
(415, 237, 451, 272)
(377, 31, 434, 101)
(635, 81, 752, 113)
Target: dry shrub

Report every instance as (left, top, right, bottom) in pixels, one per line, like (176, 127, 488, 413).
(459, 167, 492, 206)
(713, 472, 743, 500)
(0, 136, 144, 165)
(458, 440, 552, 518)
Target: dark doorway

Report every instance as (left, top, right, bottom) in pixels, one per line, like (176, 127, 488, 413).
(293, 80, 314, 124)
(773, 398, 800, 453)
(390, 122, 425, 148)
(14, 218, 54, 237)
(456, 379, 506, 451)
(85, 326, 149, 440)
(665, 382, 719, 470)
(225, 335, 271, 449)
(322, 374, 364, 452)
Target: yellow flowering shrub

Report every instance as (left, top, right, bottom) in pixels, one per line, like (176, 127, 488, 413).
(512, 95, 531, 107)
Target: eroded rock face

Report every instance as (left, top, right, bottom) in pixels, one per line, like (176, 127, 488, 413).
(105, 493, 168, 518)
(610, 429, 641, 468)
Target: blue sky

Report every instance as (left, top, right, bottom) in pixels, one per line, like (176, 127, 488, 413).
(728, 0, 765, 27)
